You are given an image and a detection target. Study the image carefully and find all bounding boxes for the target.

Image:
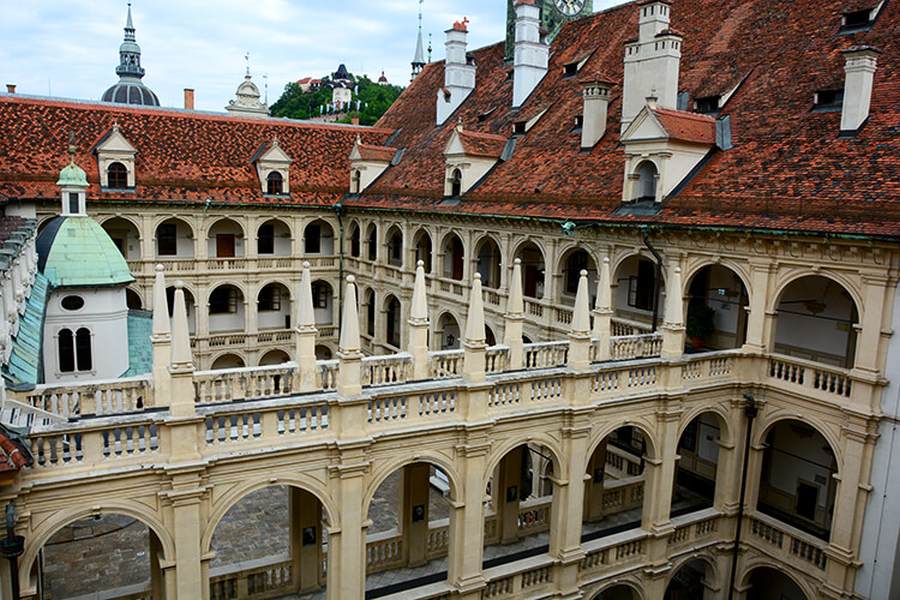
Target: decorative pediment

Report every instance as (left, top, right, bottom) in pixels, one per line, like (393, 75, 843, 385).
(348, 136, 396, 193)
(94, 122, 137, 189)
(621, 108, 669, 142)
(442, 124, 508, 197)
(253, 137, 292, 195)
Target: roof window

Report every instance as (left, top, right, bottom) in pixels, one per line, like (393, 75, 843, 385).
(813, 89, 844, 112)
(478, 106, 498, 122)
(694, 96, 721, 115)
(563, 62, 579, 77)
(513, 121, 527, 135)
(571, 114, 584, 133)
(840, 7, 874, 32)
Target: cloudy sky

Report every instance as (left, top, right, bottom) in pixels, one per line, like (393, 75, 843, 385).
(1, 0, 620, 111)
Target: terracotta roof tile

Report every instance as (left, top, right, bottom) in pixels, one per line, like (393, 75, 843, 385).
(356, 143, 397, 162)
(651, 107, 716, 144)
(457, 129, 508, 158)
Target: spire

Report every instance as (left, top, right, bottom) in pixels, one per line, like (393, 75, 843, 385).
(151, 264, 170, 338)
(503, 258, 525, 370)
(507, 258, 524, 317)
(116, 2, 145, 80)
(103, 2, 160, 106)
(125, 3, 135, 40)
(411, 0, 426, 80)
(410, 260, 428, 323)
(339, 276, 361, 354)
(170, 281, 193, 369)
(408, 260, 430, 380)
(571, 270, 592, 335)
(298, 261, 315, 329)
(465, 273, 486, 344)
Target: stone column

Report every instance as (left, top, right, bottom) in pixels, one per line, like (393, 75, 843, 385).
(170, 491, 206, 599)
(853, 274, 888, 374)
(331, 462, 367, 600)
(503, 258, 525, 370)
(642, 405, 681, 533)
(294, 262, 318, 392)
(408, 260, 430, 380)
(551, 423, 591, 597)
(713, 398, 746, 514)
(449, 437, 489, 598)
(592, 257, 613, 361)
(402, 463, 431, 567)
(246, 282, 258, 336)
(290, 487, 324, 593)
(583, 439, 607, 522)
(742, 259, 773, 353)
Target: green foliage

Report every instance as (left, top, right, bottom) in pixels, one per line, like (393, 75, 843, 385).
(270, 73, 404, 126)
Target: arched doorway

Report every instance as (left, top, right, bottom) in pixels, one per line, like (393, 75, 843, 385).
(437, 313, 461, 350)
(155, 217, 194, 258)
(773, 275, 858, 367)
(35, 513, 167, 600)
(208, 218, 245, 258)
(260, 349, 291, 366)
(211, 353, 245, 370)
(304, 220, 334, 255)
(633, 160, 658, 202)
(366, 223, 378, 261)
(413, 228, 433, 273)
(514, 241, 545, 299)
(613, 255, 664, 331)
(384, 295, 402, 349)
(744, 566, 808, 600)
(757, 419, 837, 540)
(311, 281, 334, 326)
(208, 284, 245, 333)
(386, 226, 403, 268)
(441, 232, 464, 281)
(583, 427, 649, 540)
(475, 236, 502, 289)
(673, 412, 724, 513)
(665, 558, 715, 599)
(257, 218, 292, 256)
(559, 247, 596, 306)
(593, 583, 642, 600)
(685, 264, 749, 351)
(101, 217, 141, 260)
(258, 282, 292, 330)
(364, 462, 455, 594)
(210, 486, 328, 597)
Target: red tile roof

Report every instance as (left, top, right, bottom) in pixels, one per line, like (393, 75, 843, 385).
(651, 107, 716, 144)
(457, 129, 508, 158)
(356, 142, 397, 162)
(359, 0, 900, 239)
(0, 95, 393, 207)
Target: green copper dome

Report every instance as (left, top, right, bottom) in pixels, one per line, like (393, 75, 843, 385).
(56, 160, 88, 188)
(37, 217, 134, 288)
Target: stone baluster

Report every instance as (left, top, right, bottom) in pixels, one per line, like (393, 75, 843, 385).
(592, 257, 612, 361)
(295, 261, 318, 391)
(408, 260, 430, 380)
(503, 258, 525, 370)
(568, 269, 592, 369)
(151, 265, 171, 407)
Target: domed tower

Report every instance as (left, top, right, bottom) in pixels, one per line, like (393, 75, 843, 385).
(37, 148, 137, 383)
(101, 3, 160, 106)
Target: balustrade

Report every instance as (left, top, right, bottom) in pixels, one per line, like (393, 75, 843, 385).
(747, 513, 828, 571)
(769, 355, 853, 400)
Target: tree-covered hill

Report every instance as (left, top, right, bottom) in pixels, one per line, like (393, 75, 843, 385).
(271, 74, 404, 126)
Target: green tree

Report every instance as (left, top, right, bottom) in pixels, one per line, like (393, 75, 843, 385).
(271, 73, 403, 125)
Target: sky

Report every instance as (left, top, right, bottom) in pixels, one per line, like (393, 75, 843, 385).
(0, 0, 619, 112)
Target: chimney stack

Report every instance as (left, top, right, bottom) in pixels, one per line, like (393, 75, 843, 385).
(841, 45, 880, 134)
(512, 0, 548, 108)
(5, 84, 15, 94)
(621, 1, 681, 132)
(351, 116, 360, 126)
(183, 88, 195, 110)
(581, 81, 613, 148)
(436, 18, 476, 125)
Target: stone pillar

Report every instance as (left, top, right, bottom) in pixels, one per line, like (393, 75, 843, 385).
(402, 463, 431, 567)
(496, 446, 524, 544)
(332, 464, 367, 600)
(449, 439, 488, 598)
(742, 260, 773, 353)
(551, 423, 591, 597)
(853, 274, 888, 374)
(151, 265, 172, 408)
(169, 281, 197, 421)
(642, 405, 681, 533)
(503, 258, 525, 370)
(149, 531, 165, 599)
(583, 439, 608, 522)
(290, 487, 324, 593)
(246, 282, 258, 335)
(294, 262, 318, 392)
(592, 257, 613, 361)
(713, 399, 745, 514)
(408, 260, 430, 380)
(661, 262, 685, 359)
(337, 276, 363, 401)
(171, 493, 205, 599)
(463, 273, 487, 384)
(568, 270, 592, 369)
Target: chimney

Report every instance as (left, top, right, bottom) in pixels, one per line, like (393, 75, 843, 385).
(183, 88, 195, 110)
(841, 45, 880, 134)
(512, 0, 548, 108)
(581, 81, 613, 148)
(621, 0, 681, 132)
(351, 116, 360, 126)
(5, 84, 15, 94)
(436, 18, 476, 125)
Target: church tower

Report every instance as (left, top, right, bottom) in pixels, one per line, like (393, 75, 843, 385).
(411, 0, 426, 81)
(101, 3, 161, 106)
(504, 0, 592, 61)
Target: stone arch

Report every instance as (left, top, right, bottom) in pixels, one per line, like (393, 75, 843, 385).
(154, 216, 195, 257)
(385, 224, 404, 267)
(584, 418, 660, 474)
(683, 257, 752, 301)
(557, 243, 599, 301)
(20, 501, 175, 591)
(412, 227, 433, 272)
(125, 286, 144, 310)
(481, 432, 565, 492)
(207, 280, 248, 302)
(348, 219, 363, 258)
(753, 411, 841, 465)
(383, 293, 402, 348)
(667, 552, 720, 589)
(683, 261, 751, 350)
(474, 233, 503, 289)
(440, 230, 466, 280)
(365, 222, 379, 260)
(436, 311, 462, 350)
(315, 344, 334, 360)
(677, 405, 733, 448)
(210, 352, 246, 370)
(362, 452, 462, 517)
(259, 349, 291, 365)
(304, 218, 335, 254)
(202, 475, 338, 554)
(739, 561, 814, 600)
(256, 217, 293, 256)
(205, 216, 246, 240)
(771, 270, 863, 319)
(587, 578, 646, 600)
(512, 239, 547, 299)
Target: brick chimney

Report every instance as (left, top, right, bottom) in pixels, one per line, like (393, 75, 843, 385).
(5, 84, 15, 94)
(351, 116, 360, 126)
(841, 45, 880, 134)
(621, 1, 682, 132)
(436, 18, 476, 125)
(512, 0, 548, 108)
(581, 81, 613, 148)
(183, 88, 195, 110)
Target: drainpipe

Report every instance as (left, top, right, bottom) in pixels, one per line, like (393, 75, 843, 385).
(728, 393, 758, 600)
(640, 227, 663, 332)
(333, 202, 346, 331)
(0, 503, 24, 600)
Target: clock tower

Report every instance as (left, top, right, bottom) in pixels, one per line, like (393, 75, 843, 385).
(504, 0, 592, 61)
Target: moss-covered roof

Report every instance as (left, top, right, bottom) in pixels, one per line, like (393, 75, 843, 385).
(37, 216, 134, 288)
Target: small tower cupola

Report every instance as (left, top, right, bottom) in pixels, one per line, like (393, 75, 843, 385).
(436, 18, 476, 126)
(621, 0, 682, 132)
(101, 3, 160, 106)
(57, 139, 89, 217)
(840, 45, 881, 135)
(512, 0, 548, 108)
(226, 58, 270, 118)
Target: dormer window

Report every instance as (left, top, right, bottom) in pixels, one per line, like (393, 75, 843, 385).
(839, 4, 880, 33)
(450, 168, 462, 197)
(563, 62, 579, 77)
(351, 170, 362, 194)
(633, 161, 659, 202)
(513, 121, 527, 135)
(694, 96, 721, 115)
(266, 171, 284, 195)
(107, 162, 129, 188)
(813, 89, 844, 111)
(572, 115, 584, 132)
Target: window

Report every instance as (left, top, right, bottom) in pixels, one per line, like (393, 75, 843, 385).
(266, 171, 284, 195)
(257, 223, 275, 255)
(694, 96, 720, 114)
(259, 286, 281, 311)
(351, 170, 362, 193)
(634, 161, 658, 202)
(841, 8, 873, 31)
(107, 162, 128, 188)
(350, 226, 361, 257)
(513, 121, 527, 135)
(571, 115, 584, 133)
(61, 295, 85, 311)
(450, 168, 462, 197)
(628, 258, 657, 311)
(75, 328, 92, 371)
(68, 192, 80, 214)
(58, 329, 74, 372)
(210, 287, 238, 314)
(313, 282, 330, 309)
(367, 226, 378, 261)
(813, 89, 844, 111)
(157, 223, 177, 256)
(305, 224, 321, 254)
(366, 292, 375, 336)
(563, 62, 579, 77)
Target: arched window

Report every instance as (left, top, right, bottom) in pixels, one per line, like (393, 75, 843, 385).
(58, 329, 74, 372)
(75, 328, 92, 371)
(634, 161, 658, 202)
(107, 162, 128, 188)
(266, 171, 284, 195)
(351, 170, 362, 193)
(350, 224, 361, 257)
(450, 168, 462, 197)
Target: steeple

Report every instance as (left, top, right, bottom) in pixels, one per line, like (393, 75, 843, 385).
(411, 0, 426, 81)
(101, 2, 160, 106)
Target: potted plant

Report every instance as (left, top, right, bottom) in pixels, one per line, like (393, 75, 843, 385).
(686, 300, 716, 350)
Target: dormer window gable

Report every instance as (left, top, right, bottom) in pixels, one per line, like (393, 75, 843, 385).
(442, 124, 507, 197)
(253, 137, 292, 196)
(348, 136, 397, 194)
(94, 122, 137, 190)
(619, 103, 716, 204)
(839, 1, 884, 33)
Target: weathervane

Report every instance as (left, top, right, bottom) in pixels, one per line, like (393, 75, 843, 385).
(244, 51, 250, 76)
